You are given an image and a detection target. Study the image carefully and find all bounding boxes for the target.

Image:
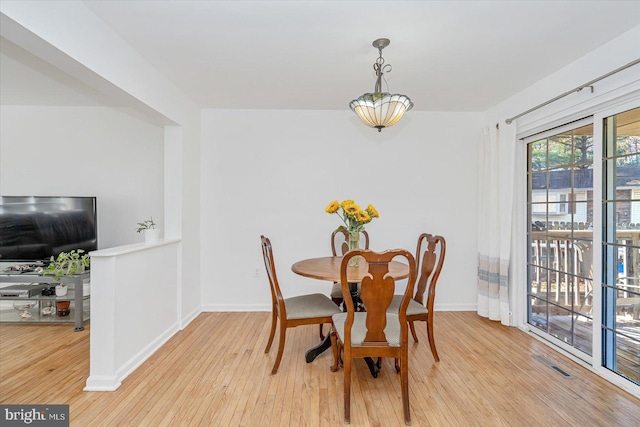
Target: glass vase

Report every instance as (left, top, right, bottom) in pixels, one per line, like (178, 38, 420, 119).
(348, 231, 360, 267)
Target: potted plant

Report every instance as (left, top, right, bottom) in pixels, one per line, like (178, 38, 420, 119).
(43, 249, 91, 297)
(136, 217, 159, 243)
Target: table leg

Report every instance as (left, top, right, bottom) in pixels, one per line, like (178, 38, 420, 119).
(305, 282, 359, 363)
(74, 276, 84, 332)
(364, 357, 380, 377)
(305, 333, 332, 363)
(305, 283, 378, 378)
(346, 282, 364, 312)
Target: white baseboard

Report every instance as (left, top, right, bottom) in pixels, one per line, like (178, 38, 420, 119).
(433, 303, 477, 311)
(180, 305, 201, 329)
(116, 322, 180, 384)
(84, 375, 122, 392)
(201, 303, 270, 312)
(85, 321, 180, 392)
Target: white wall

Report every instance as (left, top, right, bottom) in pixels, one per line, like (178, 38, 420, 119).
(201, 109, 482, 311)
(0, 106, 164, 249)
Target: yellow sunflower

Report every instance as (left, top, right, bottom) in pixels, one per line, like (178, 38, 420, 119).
(344, 203, 360, 216)
(366, 204, 379, 218)
(340, 199, 354, 209)
(356, 210, 371, 223)
(325, 200, 339, 213)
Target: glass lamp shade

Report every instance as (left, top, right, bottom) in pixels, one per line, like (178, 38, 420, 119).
(349, 92, 413, 132)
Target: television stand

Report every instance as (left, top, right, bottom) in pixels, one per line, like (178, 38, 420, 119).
(0, 269, 90, 331)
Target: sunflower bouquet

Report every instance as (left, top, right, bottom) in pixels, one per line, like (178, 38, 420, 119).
(326, 200, 378, 266)
(325, 199, 379, 235)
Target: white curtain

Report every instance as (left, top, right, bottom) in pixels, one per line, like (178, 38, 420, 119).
(477, 124, 516, 325)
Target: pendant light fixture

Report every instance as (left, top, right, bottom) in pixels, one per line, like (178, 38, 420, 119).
(349, 38, 413, 132)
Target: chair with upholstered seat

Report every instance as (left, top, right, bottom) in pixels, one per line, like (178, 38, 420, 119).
(388, 233, 446, 361)
(261, 235, 341, 374)
(330, 248, 417, 425)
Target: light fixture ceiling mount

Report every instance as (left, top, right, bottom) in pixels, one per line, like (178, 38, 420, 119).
(349, 38, 413, 132)
(371, 37, 390, 51)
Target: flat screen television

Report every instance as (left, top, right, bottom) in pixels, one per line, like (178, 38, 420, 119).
(0, 196, 97, 262)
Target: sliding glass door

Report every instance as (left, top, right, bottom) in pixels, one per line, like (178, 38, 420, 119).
(526, 107, 640, 387)
(602, 107, 640, 385)
(527, 121, 594, 356)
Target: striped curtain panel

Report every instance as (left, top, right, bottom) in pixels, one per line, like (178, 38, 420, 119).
(477, 125, 515, 325)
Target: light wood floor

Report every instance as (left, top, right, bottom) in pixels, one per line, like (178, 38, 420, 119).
(1, 312, 639, 426)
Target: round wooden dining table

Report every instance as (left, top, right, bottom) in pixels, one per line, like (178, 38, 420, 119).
(292, 256, 410, 283)
(291, 255, 410, 376)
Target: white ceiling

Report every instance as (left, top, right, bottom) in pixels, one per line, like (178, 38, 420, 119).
(3, 1, 640, 112)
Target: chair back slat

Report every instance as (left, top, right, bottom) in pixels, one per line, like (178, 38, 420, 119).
(331, 229, 370, 256)
(261, 236, 286, 315)
(413, 234, 446, 308)
(360, 261, 395, 344)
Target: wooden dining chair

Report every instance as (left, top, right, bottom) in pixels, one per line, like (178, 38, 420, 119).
(329, 248, 417, 425)
(388, 233, 446, 362)
(260, 235, 341, 374)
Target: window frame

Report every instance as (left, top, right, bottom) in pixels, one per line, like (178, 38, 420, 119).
(524, 118, 595, 361)
(515, 98, 640, 397)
